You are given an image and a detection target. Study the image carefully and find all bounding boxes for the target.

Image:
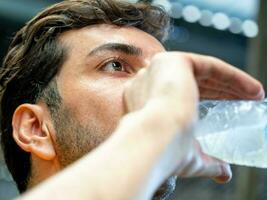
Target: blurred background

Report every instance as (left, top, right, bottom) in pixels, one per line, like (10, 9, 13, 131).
(0, 0, 267, 199)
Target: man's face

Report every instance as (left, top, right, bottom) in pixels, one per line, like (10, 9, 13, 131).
(52, 24, 165, 166)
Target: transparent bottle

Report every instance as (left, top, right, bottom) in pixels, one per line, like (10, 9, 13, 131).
(195, 99, 267, 168)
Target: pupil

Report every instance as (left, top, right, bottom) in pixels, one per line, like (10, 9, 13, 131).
(112, 61, 122, 71)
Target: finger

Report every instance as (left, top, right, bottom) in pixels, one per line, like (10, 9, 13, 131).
(197, 76, 258, 100)
(199, 86, 245, 100)
(201, 156, 232, 183)
(179, 151, 232, 183)
(184, 53, 265, 100)
(195, 142, 232, 183)
(178, 141, 232, 183)
(212, 163, 232, 183)
(198, 79, 247, 98)
(197, 79, 244, 99)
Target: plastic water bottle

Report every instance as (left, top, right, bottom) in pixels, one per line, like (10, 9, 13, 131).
(195, 99, 267, 168)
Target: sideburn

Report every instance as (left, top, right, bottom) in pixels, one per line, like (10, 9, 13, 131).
(41, 81, 108, 167)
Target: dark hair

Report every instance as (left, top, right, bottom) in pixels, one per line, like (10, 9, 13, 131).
(0, 0, 169, 193)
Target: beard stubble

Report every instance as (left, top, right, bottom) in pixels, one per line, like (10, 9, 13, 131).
(51, 105, 176, 200)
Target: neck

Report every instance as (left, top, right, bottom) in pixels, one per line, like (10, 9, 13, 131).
(28, 154, 60, 189)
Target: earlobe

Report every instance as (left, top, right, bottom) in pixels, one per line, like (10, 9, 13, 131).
(12, 104, 56, 160)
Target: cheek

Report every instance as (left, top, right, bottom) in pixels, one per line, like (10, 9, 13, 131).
(61, 77, 126, 129)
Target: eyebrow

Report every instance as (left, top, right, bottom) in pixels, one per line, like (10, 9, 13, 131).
(88, 43, 143, 57)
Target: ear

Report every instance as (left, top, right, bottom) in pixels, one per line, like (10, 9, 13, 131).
(12, 104, 56, 161)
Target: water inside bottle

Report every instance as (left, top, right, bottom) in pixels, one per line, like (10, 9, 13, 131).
(196, 123, 267, 168)
(195, 99, 267, 168)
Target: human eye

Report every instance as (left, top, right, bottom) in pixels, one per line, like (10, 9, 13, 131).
(99, 58, 131, 74)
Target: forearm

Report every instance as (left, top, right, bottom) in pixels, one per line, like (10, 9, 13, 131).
(18, 99, 190, 200)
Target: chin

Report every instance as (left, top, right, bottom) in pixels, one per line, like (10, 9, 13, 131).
(152, 176, 177, 200)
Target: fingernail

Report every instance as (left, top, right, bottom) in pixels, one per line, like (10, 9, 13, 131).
(258, 88, 265, 100)
(214, 164, 232, 184)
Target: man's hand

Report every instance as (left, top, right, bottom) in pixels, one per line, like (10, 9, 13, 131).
(184, 52, 264, 100)
(125, 52, 264, 111)
(124, 52, 199, 129)
(123, 52, 264, 196)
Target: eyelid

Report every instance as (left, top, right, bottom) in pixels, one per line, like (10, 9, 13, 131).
(97, 56, 134, 73)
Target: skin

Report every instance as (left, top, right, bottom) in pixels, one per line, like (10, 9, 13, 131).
(11, 24, 264, 199)
(13, 24, 167, 187)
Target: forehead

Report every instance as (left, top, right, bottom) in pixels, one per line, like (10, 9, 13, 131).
(59, 24, 165, 56)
